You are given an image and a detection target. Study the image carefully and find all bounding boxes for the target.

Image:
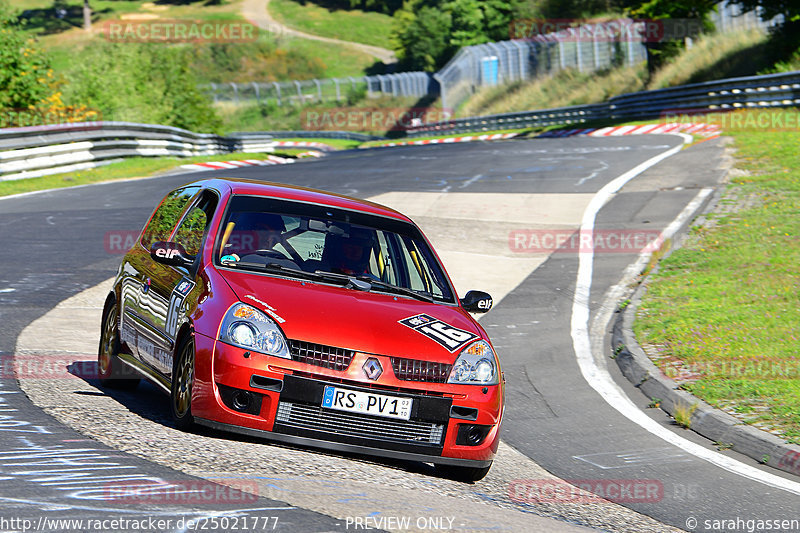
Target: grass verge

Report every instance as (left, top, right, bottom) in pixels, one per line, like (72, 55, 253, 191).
(358, 127, 532, 148)
(634, 110, 800, 444)
(0, 151, 310, 198)
(268, 0, 394, 50)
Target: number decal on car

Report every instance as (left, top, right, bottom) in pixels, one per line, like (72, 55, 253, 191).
(166, 279, 195, 337)
(399, 313, 477, 352)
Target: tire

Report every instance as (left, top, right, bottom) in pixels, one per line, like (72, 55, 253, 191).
(98, 300, 140, 390)
(171, 334, 196, 431)
(435, 462, 492, 483)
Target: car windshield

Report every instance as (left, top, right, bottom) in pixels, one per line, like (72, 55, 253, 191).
(215, 194, 455, 303)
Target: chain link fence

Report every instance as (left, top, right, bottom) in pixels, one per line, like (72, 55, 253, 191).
(204, 72, 436, 107)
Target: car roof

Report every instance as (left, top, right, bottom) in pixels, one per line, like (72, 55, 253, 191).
(192, 178, 411, 222)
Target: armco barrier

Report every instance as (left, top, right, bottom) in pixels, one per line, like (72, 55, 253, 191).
(3, 70, 799, 180)
(406, 70, 800, 137)
(0, 122, 375, 182)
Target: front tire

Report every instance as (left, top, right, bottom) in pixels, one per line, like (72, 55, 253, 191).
(98, 299, 139, 390)
(171, 334, 196, 431)
(435, 462, 492, 483)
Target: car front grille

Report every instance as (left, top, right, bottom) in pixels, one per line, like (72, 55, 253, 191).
(275, 402, 445, 446)
(289, 340, 354, 371)
(390, 357, 452, 383)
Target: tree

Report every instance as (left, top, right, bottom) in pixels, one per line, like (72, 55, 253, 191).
(63, 42, 220, 132)
(392, 0, 527, 71)
(727, 0, 800, 61)
(727, 0, 799, 22)
(83, 0, 91, 31)
(393, 5, 452, 71)
(630, 0, 716, 76)
(0, 2, 54, 111)
(446, 0, 487, 49)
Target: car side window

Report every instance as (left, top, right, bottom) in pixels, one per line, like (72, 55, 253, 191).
(141, 187, 199, 249)
(173, 192, 218, 256)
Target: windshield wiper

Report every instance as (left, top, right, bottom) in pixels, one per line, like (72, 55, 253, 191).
(231, 261, 327, 283)
(312, 269, 434, 302)
(229, 262, 434, 301)
(310, 270, 375, 291)
(353, 275, 435, 303)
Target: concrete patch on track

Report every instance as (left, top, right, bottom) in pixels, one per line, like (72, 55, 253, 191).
(370, 192, 595, 303)
(15, 191, 680, 532)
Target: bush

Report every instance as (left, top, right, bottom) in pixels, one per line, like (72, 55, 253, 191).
(0, 2, 54, 110)
(63, 41, 221, 132)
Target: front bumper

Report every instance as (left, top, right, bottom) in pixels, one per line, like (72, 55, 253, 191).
(192, 334, 503, 466)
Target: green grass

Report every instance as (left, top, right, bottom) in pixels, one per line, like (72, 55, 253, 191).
(268, 0, 394, 50)
(275, 138, 360, 150)
(11, 0, 377, 80)
(648, 28, 770, 89)
(458, 64, 648, 118)
(277, 35, 378, 78)
(0, 151, 302, 198)
(634, 110, 800, 443)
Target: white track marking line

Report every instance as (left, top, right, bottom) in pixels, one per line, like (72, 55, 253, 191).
(571, 134, 800, 495)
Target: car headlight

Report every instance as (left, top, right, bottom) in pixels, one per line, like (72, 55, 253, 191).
(219, 303, 290, 359)
(447, 340, 499, 385)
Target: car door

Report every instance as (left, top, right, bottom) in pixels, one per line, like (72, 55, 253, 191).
(120, 186, 199, 375)
(142, 189, 218, 379)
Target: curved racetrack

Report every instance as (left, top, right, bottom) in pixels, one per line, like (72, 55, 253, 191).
(2, 136, 799, 532)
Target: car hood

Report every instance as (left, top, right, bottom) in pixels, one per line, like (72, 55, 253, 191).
(218, 269, 482, 363)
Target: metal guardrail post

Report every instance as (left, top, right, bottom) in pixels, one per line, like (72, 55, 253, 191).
(314, 79, 322, 102)
(333, 78, 341, 102)
(294, 80, 302, 103)
(273, 82, 282, 106)
(433, 72, 446, 110)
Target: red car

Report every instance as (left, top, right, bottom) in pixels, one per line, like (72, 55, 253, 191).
(99, 178, 503, 481)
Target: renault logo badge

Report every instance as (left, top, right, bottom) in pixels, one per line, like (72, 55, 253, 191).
(362, 358, 383, 380)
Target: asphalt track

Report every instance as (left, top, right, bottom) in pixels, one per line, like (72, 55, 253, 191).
(1, 136, 799, 532)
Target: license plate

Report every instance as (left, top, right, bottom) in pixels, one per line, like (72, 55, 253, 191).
(322, 386, 412, 420)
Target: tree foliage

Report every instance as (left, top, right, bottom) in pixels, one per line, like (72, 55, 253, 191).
(0, 2, 54, 110)
(630, 0, 716, 75)
(63, 42, 221, 132)
(727, 0, 799, 23)
(393, 0, 526, 71)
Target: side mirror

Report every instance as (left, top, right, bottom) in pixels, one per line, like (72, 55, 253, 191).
(150, 241, 194, 268)
(460, 290, 493, 313)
